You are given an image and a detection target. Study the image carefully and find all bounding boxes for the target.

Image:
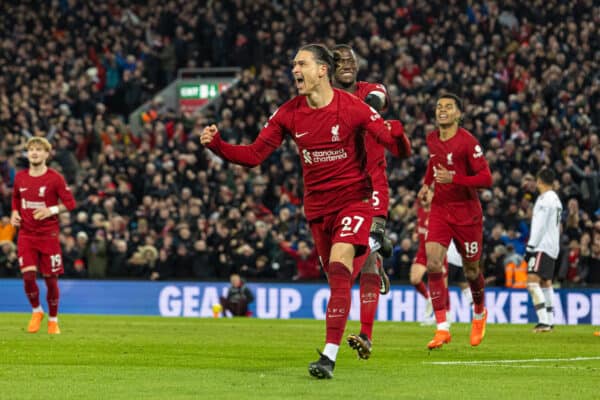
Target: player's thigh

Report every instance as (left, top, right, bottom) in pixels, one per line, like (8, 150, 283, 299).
(451, 223, 483, 263)
(370, 172, 389, 219)
(426, 214, 452, 251)
(17, 235, 40, 272)
(309, 219, 332, 273)
(37, 238, 64, 276)
(331, 201, 372, 258)
(410, 262, 427, 283)
(528, 252, 556, 281)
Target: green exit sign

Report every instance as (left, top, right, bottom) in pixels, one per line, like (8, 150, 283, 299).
(179, 83, 221, 99)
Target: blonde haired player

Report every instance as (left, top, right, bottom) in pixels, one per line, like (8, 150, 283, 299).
(11, 137, 76, 334)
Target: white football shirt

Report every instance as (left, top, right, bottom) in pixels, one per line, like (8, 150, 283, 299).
(527, 190, 563, 259)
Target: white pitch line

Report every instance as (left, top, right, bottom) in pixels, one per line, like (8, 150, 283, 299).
(476, 365, 600, 371)
(424, 356, 600, 365)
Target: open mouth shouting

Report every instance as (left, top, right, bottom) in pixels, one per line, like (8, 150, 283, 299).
(295, 75, 305, 90)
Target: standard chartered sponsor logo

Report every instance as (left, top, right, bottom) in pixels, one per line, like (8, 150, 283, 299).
(21, 199, 46, 209)
(302, 148, 348, 164)
(303, 149, 312, 164)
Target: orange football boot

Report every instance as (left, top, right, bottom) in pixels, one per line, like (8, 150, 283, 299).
(470, 308, 488, 346)
(427, 330, 451, 349)
(48, 321, 61, 335)
(27, 311, 44, 333)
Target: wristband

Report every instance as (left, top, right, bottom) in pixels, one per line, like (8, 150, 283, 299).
(49, 206, 60, 215)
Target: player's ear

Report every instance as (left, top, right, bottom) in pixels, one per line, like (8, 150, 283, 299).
(318, 63, 327, 78)
(455, 110, 462, 124)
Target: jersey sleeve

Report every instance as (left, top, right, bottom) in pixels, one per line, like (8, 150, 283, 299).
(11, 176, 20, 212)
(451, 135, 492, 188)
(56, 173, 77, 211)
(355, 102, 410, 158)
(424, 157, 434, 186)
(206, 107, 285, 167)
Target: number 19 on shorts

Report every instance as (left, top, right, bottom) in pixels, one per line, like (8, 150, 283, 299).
(50, 254, 62, 272)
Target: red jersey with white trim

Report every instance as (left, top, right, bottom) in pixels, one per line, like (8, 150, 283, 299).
(354, 81, 389, 175)
(12, 168, 76, 236)
(206, 88, 407, 221)
(424, 127, 490, 225)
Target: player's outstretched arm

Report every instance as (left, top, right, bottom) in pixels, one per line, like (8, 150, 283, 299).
(366, 118, 411, 158)
(200, 124, 280, 168)
(445, 164, 492, 187)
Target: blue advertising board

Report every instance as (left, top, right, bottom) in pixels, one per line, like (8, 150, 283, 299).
(1, 279, 599, 324)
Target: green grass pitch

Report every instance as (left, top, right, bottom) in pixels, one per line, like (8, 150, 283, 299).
(1, 313, 598, 399)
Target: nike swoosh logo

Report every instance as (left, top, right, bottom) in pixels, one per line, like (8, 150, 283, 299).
(295, 132, 309, 138)
(19, 188, 27, 192)
(339, 232, 355, 237)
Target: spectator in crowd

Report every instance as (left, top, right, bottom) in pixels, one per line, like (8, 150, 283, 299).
(0, 240, 18, 277)
(219, 273, 254, 317)
(279, 240, 321, 281)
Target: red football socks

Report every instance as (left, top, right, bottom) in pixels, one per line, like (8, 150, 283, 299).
(44, 276, 60, 317)
(23, 271, 40, 308)
(359, 272, 380, 340)
(325, 262, 352, 345)
(469, 272, 485, 314)
(414, 281, 429, 299)
(428, 272, 447, 323)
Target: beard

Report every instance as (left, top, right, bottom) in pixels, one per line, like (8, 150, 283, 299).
(336, 78, 355, 89)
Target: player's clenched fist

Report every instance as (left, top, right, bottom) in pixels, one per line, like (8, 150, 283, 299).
(10, 210, 21, 227)
(200, 124, 218, 145)
(417, 184, 430, 204)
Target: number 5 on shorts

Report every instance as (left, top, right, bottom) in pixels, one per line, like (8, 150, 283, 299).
(371, 191, 380, 208)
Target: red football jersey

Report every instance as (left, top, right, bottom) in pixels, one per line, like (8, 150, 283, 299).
(354, 81, 389, 176)
(424, 127, 491, 225)
(12, 168, 77, 236)
(206, 88, 407, 221)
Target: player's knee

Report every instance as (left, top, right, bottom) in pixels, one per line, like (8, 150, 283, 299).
(409, 272, 421, 286)
(22, 270, 37, 282)
(463, 269, 478, 281)
(462, 262, 480, 280)
(426, 259, 444, 273)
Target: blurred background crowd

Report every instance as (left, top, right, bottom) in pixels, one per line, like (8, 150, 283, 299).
(1, 0, 599, 286)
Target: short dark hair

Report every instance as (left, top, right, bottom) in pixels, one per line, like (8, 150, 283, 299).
(299, 43, 335, 81)
(437, 92, 463, 112)
(331, 44, 356, 65)
(537, 167, 555, 185)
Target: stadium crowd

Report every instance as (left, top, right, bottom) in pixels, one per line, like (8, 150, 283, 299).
(1, 0, 599, 286)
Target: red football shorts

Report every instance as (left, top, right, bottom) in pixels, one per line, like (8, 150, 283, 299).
(412, 240, 449, 269)
(413, 240, 427, 266)
(369, 167, 389, 219)
(310, 200, 372, 275)
(17, 233, 64, 275)
(426, 211, 483, 262)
